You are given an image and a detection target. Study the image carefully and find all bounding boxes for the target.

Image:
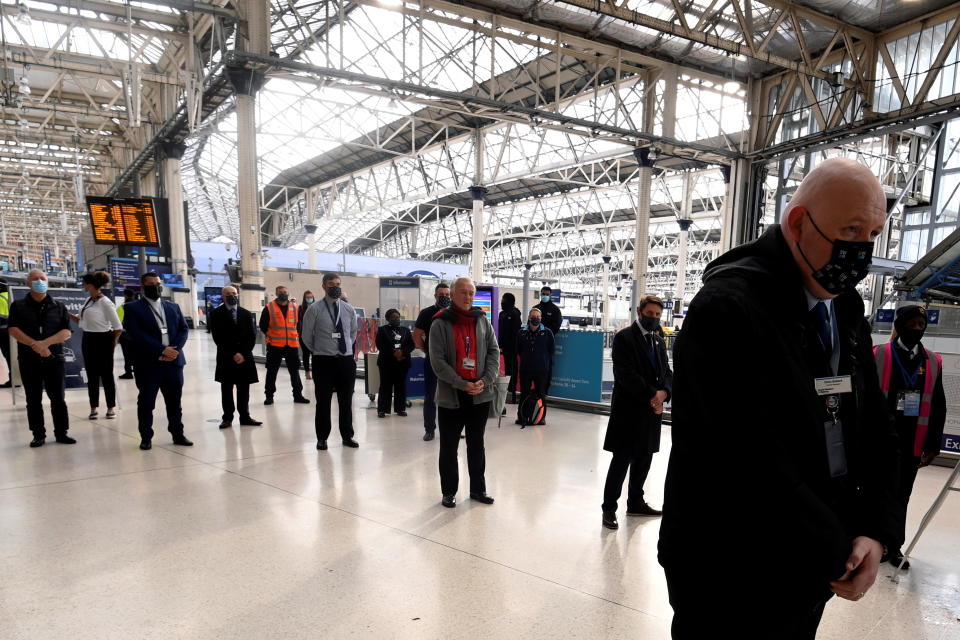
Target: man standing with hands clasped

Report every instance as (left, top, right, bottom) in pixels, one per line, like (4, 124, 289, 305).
(302, 273, 360, 451)
(659, 158, 902, 639)
(209, 285, 262, 429)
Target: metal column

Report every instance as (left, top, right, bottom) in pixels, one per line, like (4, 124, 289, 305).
(229, 0, 269, 311)
(601, 229, 611, 329)
(632, 147, 654, 323)
(161, 142, 192, 323)
(470, 128, 486, 283)
(305, 187, 317, 271)
(676, 171, 694, 307)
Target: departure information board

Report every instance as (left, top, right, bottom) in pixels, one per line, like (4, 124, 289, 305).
(86, 197, 161, 247)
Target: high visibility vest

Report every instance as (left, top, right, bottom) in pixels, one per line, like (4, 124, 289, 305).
(265, 300, 299, 348)
(0, 291, 9, 318)
(874, 341, 942, 457)
(117, 302, 126, 323)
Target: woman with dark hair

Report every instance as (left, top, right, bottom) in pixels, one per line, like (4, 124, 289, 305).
(298, 290, 316, 380)
(375, 308, 415, 418)
(70, 271, 123, 419)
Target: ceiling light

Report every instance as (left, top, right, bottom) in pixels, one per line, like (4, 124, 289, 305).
(16, 1, 31, 26)
(18, 117, 29, 131)
(18, 75, 31, 95)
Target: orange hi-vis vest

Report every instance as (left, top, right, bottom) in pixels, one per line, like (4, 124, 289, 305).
(265, 300, 299, 347)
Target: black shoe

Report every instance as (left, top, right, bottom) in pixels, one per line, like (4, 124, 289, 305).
(626, 503, 662, 517)
(88, 410, 98, 420)
(602, 512, 619, 530)
(219, 421, 232, 429)
(293, 396, 310, 404)
(264, 397, 274, 405)
(515, 419, 522, 425)
(239, 417, 263, 426)
(441, 495, 456, 508)
(889, 550, 911, 570)
(397, 411, 408, 417)
(54, 435, 77, 445)
(342, 438, 359, 448)
(377, 412, 386, 419)
(317, 440, 328, 450)
(118, 373, 134, 380)
(172, 435, 194, 446)
(140, 440, 152, 450)
(29, 437, 45, 448)
(502, 407, 507, 416)
(423, 431, 435, 441)
(470, 492, 494, 504)
(0, 381, 12, 388)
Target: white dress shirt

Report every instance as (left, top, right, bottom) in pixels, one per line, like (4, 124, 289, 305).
(78, 295, 123, 333)
(145, 297, 170, 346)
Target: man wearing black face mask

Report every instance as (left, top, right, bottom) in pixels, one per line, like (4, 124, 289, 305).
(258, 285, 309, 406)
(659, 158, 902, 639)
(515, 308, 554, 427)
(601, 296, 671, 529)
(122, 272, 193, 450)
(210, 285, 262, 429)
(873, 305, 945, 570)
(375, 308, 415, 418)
(414, 282, 451, 441)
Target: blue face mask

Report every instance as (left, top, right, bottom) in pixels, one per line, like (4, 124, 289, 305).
(31, 280, 48, 294)
(540, 295, 550, 303)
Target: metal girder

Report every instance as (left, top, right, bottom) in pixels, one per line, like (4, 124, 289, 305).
(229, 51, 738, 161)
(0, 5, 189, 43)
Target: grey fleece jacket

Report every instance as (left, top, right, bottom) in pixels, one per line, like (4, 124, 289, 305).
(428, 307, 500, 409)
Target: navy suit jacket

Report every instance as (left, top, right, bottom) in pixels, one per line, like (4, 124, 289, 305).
(122, 298, 189, 366)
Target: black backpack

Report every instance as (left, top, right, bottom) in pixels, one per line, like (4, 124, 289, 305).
(517, 393, 545, 428)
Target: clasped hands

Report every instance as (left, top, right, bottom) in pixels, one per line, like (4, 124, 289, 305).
(30, 340, 52, 358)
(160, 346, 179, 362)
(649, 390, 668, 414)
(464, 379, 485, 395)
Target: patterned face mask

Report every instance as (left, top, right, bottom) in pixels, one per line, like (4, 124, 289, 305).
(797, 211, 874, 295)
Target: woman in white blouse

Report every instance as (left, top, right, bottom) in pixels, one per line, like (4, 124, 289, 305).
(69, 271, 123, 419)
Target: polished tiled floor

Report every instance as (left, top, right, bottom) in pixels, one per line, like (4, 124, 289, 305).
(1, 333, 958, 639)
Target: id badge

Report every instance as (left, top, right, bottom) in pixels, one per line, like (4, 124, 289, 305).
(814, 375, 852, 396)
(462, 357, 476, 370)
(903, 392, 921, 417)
(394, 343, 401, 350)
(824, 419, 849, 478)
(331, 332, 341, 339)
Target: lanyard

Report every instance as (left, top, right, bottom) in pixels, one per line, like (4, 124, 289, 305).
(464, 335, 472, 357)
(891, 346, 923, 388)
(80, 296, 97, 318)
(326, 300, 340, 327)
(149, 302, 167, 329)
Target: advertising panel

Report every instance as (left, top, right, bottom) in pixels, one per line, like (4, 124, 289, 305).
(10, 287, 89, 389)
(549, 330, 603, 403)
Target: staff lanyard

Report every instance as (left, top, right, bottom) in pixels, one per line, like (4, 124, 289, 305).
(80, 296, 98, 318)
(464, 335, 472, 358)
(149, 302, 167, 330)
(891, 345, 923, 388)
(326, 300, 340, 327)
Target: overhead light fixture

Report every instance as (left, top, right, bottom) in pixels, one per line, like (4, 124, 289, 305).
(18, 117, 29, 131)
(18, 75, 31, 96)
(16, 1, 31, 26)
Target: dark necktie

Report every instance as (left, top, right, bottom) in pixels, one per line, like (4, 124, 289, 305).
(813, 301, 832, 358)
(231, 307, 237, 323)
(645, 333, 657, 366)
(332, 301, 346, 354)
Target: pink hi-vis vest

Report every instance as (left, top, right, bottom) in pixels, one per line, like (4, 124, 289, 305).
(873, 342, 942, 457)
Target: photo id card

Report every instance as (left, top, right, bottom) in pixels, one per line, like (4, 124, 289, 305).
(814, 375, 852, 396)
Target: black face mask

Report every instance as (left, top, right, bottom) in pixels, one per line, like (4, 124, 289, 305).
(276, 293, 289, 303)
(327, 286, 342, 299)
(899, 328, 925, 350)
(438, 295, 451, 308)
(143, 284, 162, 300)
(640, 316, 660, 332)
(797, 212, 874, 295)
(529, 318, 541, 327)
(388, 318, 401, 328)
(226, 295, 239, 306)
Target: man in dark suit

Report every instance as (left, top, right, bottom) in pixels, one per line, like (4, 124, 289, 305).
(122, 272, 193, 450)
(659, 158, 902, 639)
(601, 295, 672, 530)
(209, 285, 262, 429)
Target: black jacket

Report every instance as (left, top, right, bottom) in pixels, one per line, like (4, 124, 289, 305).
(659, 225, 902, 599)
(498, 306, 522, 353)
(517, 325, 555, 373)
(533, 300, 562, 335)
(376, 324, 415, 368)
(603, 323, 672, 457)
(8, 294, 71, 360)
(209, 304, 259, 384)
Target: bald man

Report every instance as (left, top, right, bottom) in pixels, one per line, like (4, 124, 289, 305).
(209, 286, 262, 428)
(659, 159, 902, 639)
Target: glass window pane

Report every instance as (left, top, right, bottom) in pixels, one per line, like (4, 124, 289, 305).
(905, 210, 931, 226)
(937, 173, 960, 223)
(901, 228, 928, 262)
(932, 225, 952, 247)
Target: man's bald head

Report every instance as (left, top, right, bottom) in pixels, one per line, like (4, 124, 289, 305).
(27, 269, 46, 282)
(781, 158, 885, 300)
(222, 285, 237, 298)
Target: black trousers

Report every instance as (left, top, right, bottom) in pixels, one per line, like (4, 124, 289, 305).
(82, 331, 117, 409)
(503, 349, 518, 398)
(422, 357, 438, 434)
(377, 361, 409, 414)
(601, 450, 653, 512)
(119, 336, 133, 375)
(519, 368, 549, 423)
(313, 355, 355, 442)
(665, 571, 828, 640)
(300, 340, 312, 372)
(0, 327, 10, 371)
(134, 362, 184, 441)
(264, 345, 303, 399)
(438, 390, 489, 496)
(221, 382, 251, 422)
(897, 449, 921, 549)
(21, 356, 69, 438)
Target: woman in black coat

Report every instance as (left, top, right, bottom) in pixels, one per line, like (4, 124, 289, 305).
(376, 308, 415, 418)
(209, 293, 261, 428)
